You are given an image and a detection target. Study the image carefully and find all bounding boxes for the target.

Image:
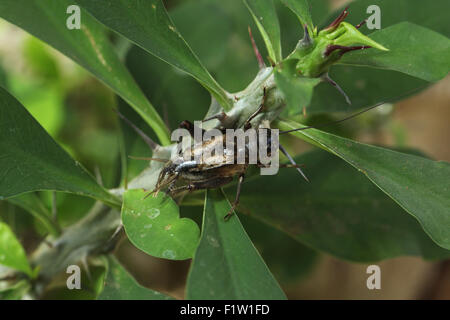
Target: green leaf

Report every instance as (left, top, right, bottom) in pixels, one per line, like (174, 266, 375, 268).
(340, 23, 450, 82)
(309, 65, 426, 114)
(98, 257, 173, 300)
(324, 0, 450, 38)
(239, 214, 318, 282)
(234, 150, 450, 261)
(0, 87, 120, 206)
(75, 0, 231, 111)
(171, 0, 233, 71)
(0, 280, 31, 300)
(244, 0, 282, 62)
(186, 189, 286, 300)
(122, 189, 200, 260)
(277, 120, 450, 250)
(275, 60, 320, 115)
(309, 0, 449, 113)
(280, 0, 313, 32)
(0, 0, 170, 145)
(0, 222, 32, 276)
(8, 193, 61, 236)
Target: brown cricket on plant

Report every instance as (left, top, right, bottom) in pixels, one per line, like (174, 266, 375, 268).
(114, 7, 409, 221)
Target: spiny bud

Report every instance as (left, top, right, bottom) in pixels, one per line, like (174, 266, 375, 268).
(286, 8, 388, 78)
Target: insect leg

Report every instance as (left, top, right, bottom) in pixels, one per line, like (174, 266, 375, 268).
(280, 163, 305, 169)
(178, 120, 206, 138)
(224, 174, 245, 221)
(114, 109, 159, 150)
(169, 183, 196, 196)
(356, 19, 367, 29)
(321, 73, 352, 105)
(279, 144, 309, 182)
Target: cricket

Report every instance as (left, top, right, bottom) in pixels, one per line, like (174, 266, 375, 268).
(116, 91, 406, 220)
(115, 7, 399, 220)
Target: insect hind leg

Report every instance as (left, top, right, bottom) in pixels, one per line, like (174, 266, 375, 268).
(224, 174, 245, 221)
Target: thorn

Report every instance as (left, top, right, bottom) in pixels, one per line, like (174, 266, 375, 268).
(248, 26, 266, 69)
(302, 24, 312, 46)
(324, 44, 372, 57)
(203, 112, 228, 123)
(356, 19, 367, 29)
(43, 239, 54, 248)
(322, 73, 351, 105)
(107, 223, 123, 245)
(279, 144, 309, 182)
(325, 6, 349, 31)
(113, 108, 159, 151)
(302, 106, 307, 117)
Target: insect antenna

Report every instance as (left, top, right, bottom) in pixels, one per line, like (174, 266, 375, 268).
(279, 87, 426, 135)
(113, 108, 160, 150)
(321, 73, 352, 105)
(128, 156, 169, 162)
(279, 144, 309, 182)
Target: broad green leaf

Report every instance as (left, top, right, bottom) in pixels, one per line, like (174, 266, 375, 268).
(186, 189, 286, 300)
(275, 60, 320, 115)
(239, 214, 318, 282)
(0, 87, 120, 206)
(171, 0, 233, 71)
(340, 23, 450, 82)
(280, 0, 313, 32)
(232, 150, 450, 262)
(8, 193, 61, 236)
(0, 222, 32, 276)
(308, 65, 426, 114)
(122, 189, 200, 260)
(308, 0, 448, 114)
(98, 257, 173, 300)
(120, 0, 230, 181)
(75, 0, 232, 110)
(0, 0, 170, 145)
(324, 0, 450, 38)
(182, 205, 319, 283)
(244, 0, 282, 62)
(277, 120, 450, 250)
